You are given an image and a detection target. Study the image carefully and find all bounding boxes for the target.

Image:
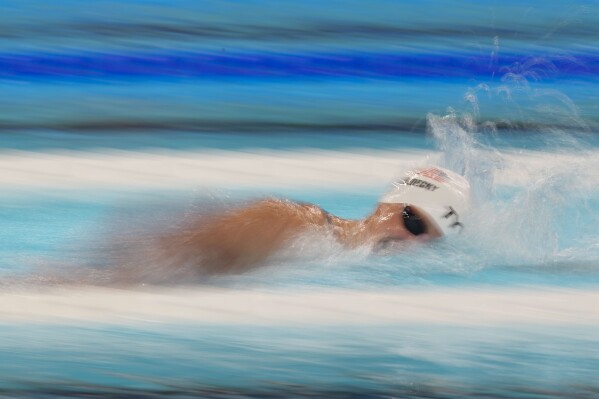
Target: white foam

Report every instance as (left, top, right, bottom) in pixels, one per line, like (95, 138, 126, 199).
(1, 287, 597, 326)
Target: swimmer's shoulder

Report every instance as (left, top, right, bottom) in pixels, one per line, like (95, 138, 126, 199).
(250, 198, 331, 227)
(298, 202, 332, 226)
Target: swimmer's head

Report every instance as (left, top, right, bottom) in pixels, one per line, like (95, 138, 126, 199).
(379, 166, 471, 236)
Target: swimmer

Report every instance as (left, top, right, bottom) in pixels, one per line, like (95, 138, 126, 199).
(158, 166, 470, 276)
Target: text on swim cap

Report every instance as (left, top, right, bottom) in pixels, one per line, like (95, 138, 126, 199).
(443, 206, 464, 232)
(407, 178, 439, 191)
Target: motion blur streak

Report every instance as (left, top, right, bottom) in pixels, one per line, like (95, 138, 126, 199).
(1, 0, 598, 131)
(1, 1, 599, 398)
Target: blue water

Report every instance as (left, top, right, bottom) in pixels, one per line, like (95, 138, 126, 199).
(2, 0, 599, 398)
(1, 323, 598, 398)
(1, 0, 598, 131)
(1, 134, 598, 397)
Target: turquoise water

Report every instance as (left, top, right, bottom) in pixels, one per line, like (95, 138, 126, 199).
(2, 0, 599, 398)
(1, 323, 598, 398)
(1, 130, 599, 398)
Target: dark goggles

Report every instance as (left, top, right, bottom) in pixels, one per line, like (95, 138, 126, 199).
(402, 205, 426, 236)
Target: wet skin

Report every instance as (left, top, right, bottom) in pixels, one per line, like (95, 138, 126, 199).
(158, 199, 442, 276)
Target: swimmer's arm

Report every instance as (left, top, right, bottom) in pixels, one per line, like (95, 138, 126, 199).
(164, 199, 329, 275)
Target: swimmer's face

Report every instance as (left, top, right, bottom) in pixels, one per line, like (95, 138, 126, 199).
(367, 203, 442, 247)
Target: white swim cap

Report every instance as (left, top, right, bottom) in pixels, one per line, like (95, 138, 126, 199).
(380, 166, 471, 235)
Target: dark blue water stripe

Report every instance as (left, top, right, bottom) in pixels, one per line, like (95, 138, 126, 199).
(0, 52, 597, 80)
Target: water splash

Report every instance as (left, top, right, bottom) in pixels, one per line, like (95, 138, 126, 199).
(427, 108, 502, 204)
(423, 73, 599, 277)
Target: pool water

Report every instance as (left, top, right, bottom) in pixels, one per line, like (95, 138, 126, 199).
(1, 128, 598, 399)
(2, 0, 599, 397)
